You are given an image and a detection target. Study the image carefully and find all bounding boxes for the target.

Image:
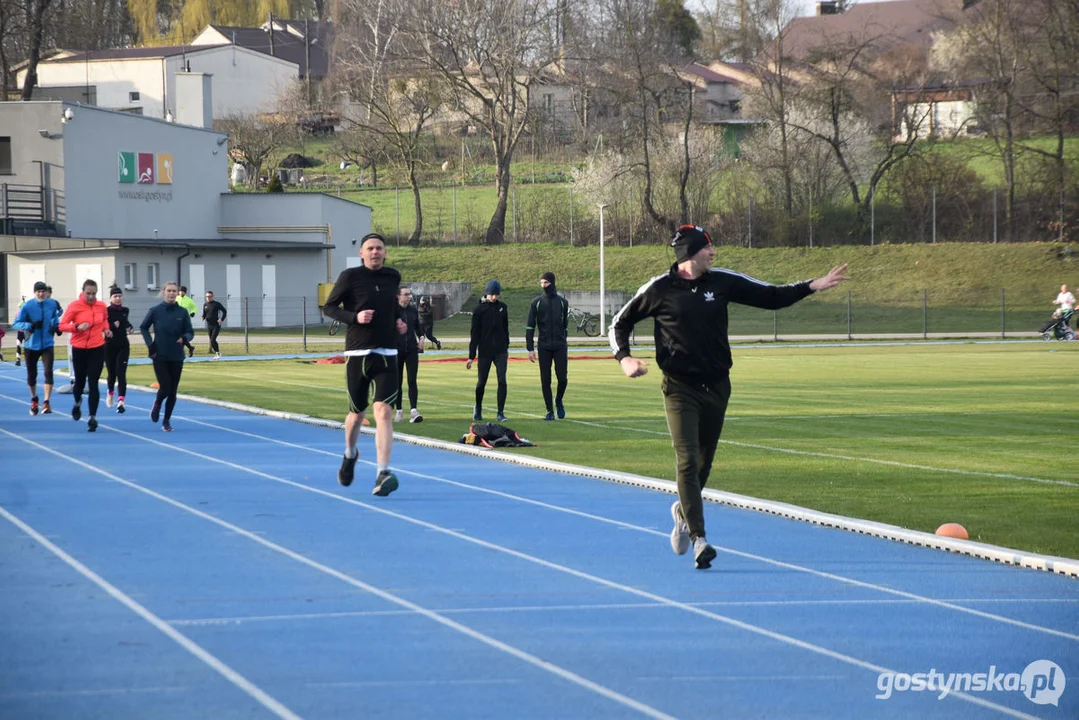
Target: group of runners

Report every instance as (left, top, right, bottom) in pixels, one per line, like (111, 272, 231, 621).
(321, 228, 850, 570)
(9, 281, 229, 433)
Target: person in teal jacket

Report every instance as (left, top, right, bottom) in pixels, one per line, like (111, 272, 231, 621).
(140, 281, 194, 432)
(12, 281, 62, 415)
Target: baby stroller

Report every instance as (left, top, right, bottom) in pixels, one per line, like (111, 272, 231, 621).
(1041, 308, 1075, 341)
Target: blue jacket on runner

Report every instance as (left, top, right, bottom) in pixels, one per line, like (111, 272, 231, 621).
(12, 298, 62, 351)
(140, 302, 194, 362)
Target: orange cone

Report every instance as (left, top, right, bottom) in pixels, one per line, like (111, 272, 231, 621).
(150, 382, 160, 389)
(935, 522, 969, 540)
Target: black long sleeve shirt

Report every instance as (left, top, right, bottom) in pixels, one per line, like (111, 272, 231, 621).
(469, 299, 510, 359)
(525, 290, 569, 352)
(202, 300, 227, 325)
(322, 265, 403, 353)
(397, 303, 424, 354)
(106, 305, 132, 347)
(610, 265, 814, 382)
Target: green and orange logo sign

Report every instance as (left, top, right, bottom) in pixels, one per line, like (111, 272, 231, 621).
(118, 152, 173, 184)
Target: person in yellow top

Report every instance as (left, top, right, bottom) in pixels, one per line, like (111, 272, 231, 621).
(177, 286, 198, 357)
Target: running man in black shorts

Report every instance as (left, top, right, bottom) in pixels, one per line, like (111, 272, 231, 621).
(322, 233, 407, 496)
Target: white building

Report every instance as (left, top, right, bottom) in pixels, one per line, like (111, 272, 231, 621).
(1, 100, 371, 327)
(17, 44, 298, 121)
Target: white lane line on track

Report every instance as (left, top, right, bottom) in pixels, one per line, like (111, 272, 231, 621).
(177, 369, 1077, 487)
(0, 500, 300, 720)
(166, 597, 1079, 627)
(106, 398, 1079, 644)
(0, 426, 676, 720)
(1, 406, 1042, 720)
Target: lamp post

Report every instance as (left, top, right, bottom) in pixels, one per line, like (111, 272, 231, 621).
(598, 203, 608, 336)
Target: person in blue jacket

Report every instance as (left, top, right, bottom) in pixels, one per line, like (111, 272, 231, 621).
(140, 281, 194, 432)
(12, 281, 63, 415)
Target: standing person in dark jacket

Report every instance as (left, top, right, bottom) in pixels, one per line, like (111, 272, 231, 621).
(610, 225, 849, 570)
(467, 280, 510, 422)
(202, 290, 227, 360)
(141, 282, 194, 432)
(11, 282, 62, 415)
(394, 286, 425, 424)
(417, 296, 441, 350)
(322, 233, 407, 496)
(104, 286, 133, 414)
(59, 279, 110, 432)
(526, 271, 570, 421)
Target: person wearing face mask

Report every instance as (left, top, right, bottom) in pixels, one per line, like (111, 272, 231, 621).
(59, 279, 110, 431)
(525, 271, 570, 421)
(610, 224, 850, 570)
(12, 281, 63, 415)
(140, 281, 194, 432)
(104, 286, 134, 414)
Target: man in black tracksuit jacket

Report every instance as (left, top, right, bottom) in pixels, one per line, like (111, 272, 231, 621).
(467, 280, 510, 422)
(610, 225, 850, 570)
(395, 286, 425, 423)
(322, 233, 407, 497)
(526, 271, 570, 420)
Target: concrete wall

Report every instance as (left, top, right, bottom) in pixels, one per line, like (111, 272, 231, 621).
(0, 101, 68, 232)
(219, 192, 372, 280)
(62, 105, 228, 239)
(7, 249, 117, 314)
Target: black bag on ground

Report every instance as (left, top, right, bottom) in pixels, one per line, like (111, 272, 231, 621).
(459, 422, 536, 448)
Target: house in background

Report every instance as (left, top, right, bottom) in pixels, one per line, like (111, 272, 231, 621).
(680, 62, 747, 122)
(16, 44, 298, 121)
(0, 99, 371, 326)
(192, 19, 332, 84)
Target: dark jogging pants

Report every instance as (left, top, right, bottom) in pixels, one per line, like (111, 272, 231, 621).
(538, 346, 568, 412)
(661, 374, 732, 541)
(72, 346, 106, 416)
(206, 324, 222, 354)
(152, 358, 184, 421)
(105, 343, 130, 397)
(475, 353, 508, 414)
(395, 350, 420, 410)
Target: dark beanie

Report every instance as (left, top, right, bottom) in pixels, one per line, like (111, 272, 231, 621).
(670, 225, 713, 262)
(541, 271, 556, 285)
(485, 279, 501, 295)
(109, 286, 123, 297)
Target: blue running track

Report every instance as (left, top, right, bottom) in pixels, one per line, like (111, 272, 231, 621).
(0, 363, 1076, 719)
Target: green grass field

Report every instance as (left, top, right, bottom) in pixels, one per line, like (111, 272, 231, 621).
(123, 340, 1079, 559)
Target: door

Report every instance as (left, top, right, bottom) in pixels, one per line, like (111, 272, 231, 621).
(75, 263, 103, 296)
(19, 263, 46, 299)
(261, 264, 276, 328)
(226, 264, 241, 329)
(188, 264, 205, 311)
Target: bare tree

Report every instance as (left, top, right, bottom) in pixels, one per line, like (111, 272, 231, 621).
(402, 0, 563, 244)
(332, 0, 443, 244)
(218, 111, 291, 188)
(19, 0, 54, 100)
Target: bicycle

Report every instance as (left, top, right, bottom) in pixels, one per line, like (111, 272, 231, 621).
(568, 307, 601, 337)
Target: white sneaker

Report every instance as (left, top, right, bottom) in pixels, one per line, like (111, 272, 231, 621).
(106, 392, 114, 408)
(670, 501, 690, 555)
(693, 536, 717, 570)
(409, 408, 423, 423)
(213, 352, 221, 360)
(394, 408, 404, 422)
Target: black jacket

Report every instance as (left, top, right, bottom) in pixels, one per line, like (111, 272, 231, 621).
(611, 265, 814, 382)
(106, 305, 132, 347)
(202, 300, 227, 325)
(322, 265, 404, 352)
(469, 299, 510, 359)
(397, 303, 424, 354)
(141, 302, 194, 362)
(525, 289, 569, 352)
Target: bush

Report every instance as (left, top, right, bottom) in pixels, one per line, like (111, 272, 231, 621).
(266, 175, 285, 193)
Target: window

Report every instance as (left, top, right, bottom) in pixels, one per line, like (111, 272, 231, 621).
(544, 94, 554, 115)
(0, 137, 11, 175)
(123, 263, 137, 290)
(129, 91, 141, 102)
(147, 262, 159, 290)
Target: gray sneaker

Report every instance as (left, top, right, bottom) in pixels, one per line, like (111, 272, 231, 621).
(693, 536, 717, 570)
(670, 501, 690, 555)
(372, 470, 399, 497)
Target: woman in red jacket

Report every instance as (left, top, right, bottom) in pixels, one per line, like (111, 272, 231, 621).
(59, 279, 110, 432)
